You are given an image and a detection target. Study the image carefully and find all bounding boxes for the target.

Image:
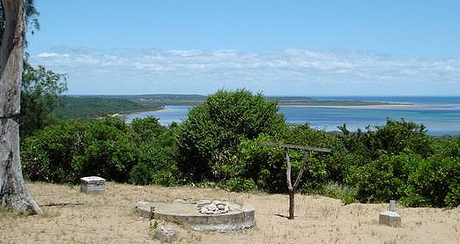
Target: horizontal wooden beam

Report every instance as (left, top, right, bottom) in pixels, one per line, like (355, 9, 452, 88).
(260, 142, 332, 153)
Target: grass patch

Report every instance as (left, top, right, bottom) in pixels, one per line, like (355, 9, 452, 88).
(304, 182, 358, 204)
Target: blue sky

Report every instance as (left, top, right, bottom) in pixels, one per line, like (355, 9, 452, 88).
(28, 0, 460, 95)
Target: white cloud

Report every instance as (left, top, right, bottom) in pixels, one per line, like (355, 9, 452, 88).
(30, 48, 460, 95)
(37, 52, 69, 58)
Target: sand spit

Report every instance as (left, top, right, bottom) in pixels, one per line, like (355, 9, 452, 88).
(281, 104, 416, 109)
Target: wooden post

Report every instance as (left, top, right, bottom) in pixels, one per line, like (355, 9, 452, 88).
(288, 189, 295, 219)
(285, 148, 294, 219)
(285, 148, 308, 219)
(261, 142, 330, 220)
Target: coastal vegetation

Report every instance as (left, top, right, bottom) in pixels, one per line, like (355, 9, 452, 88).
(48, 94, 395, 120)
(21, 89, 460, 208)
(53, 96, 163, 120)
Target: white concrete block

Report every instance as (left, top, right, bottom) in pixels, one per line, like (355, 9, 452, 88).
(379, 211, 401, 227)
(80, 176, 105, 194)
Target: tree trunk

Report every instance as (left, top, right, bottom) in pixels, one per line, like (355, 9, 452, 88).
(0, 0, 41, 214)
(285, 148, 295, 219)
(288, 189, 294, 219)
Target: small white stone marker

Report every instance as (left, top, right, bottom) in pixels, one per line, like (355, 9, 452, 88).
(80, 176, 105, 194)
(379, 200, 401, 227)
(152, 226, 176, 243)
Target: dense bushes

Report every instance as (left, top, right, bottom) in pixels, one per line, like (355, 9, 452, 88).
(176, 89, 285, 181)
(402, 137, 460, 207)
(22, 119, 89, 183)
(346, 153, 420, 203)
(129, 120, 180, 186)
(231, 134, 285, 192)
(20, 89, 460, 208)
(22, 116, 178, 185)
(226, 124, 354, 193)
(343, 122, 460, 207)
(338, 120, 433, 161)
(22, 117, 138, 183)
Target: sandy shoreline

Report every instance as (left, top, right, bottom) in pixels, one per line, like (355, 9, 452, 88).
(147, 103, 460, 111)
(279, 104, 416, 109)
(126, 104, 418, 116)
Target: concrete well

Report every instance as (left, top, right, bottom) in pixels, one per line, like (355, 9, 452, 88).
(136, 200, 255, 232)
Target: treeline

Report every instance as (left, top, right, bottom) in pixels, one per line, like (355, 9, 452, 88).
(21, 90, 460, 208)
(53, 96, 163, 119)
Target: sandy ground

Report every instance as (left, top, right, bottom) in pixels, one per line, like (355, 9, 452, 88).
(1, 182, 460, 244)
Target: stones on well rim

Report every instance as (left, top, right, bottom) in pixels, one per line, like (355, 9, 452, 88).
(197, 200, 211, 206)
(197, 200, 230, 215)
(80, 176, 105, 194)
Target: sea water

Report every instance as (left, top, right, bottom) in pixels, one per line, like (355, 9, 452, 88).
(125, 96, 460, 136)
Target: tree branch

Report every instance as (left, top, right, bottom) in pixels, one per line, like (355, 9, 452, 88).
(293, 152, 308, 190)
(285, 148, 293, 191)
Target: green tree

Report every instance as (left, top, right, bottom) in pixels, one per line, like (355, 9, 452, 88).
(176, 89, 285, 181)
(130, 116, 165, 143)
(20, 61, 67, 138)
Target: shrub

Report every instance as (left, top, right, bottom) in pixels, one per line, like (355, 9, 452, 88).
(22, 117, 139, 183)
(22, 115, 183, 185)
(222, 177, 257, 192)
(346, 153, 420, 203)
(79, 117, 139, 182)
(130, 116, 165, 143)
(305, 182, 357, 204)
(129, 160, 178, 186)
(372, 119, 433, 158)
(129, 127, 180, 186)
(282, 124, 354, 185)
(176, 89, 285, 182)
(21, 119, 89, 183)
(402, 152, 460, 207)
(339, 119, 433, 161)
(129, 162, 155, 185)
(337, 121, 460, 207)
(232, 134, 286, 192)
(232, 125, 350, 193)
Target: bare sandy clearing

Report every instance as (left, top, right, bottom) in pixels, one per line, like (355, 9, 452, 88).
(1, 182, 460, 243)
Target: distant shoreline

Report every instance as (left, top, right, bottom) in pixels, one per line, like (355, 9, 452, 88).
(57, 94, 460, 120)
(117, 106, 165, 118)
(123, 103, 416, 120)
(279, 103, 414, 109)
(123, 101, 460, 136)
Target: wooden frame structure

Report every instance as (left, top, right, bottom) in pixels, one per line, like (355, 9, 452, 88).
(261, 142, 331, 219)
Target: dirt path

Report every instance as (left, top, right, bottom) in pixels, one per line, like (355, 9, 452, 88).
(1, 182, 459, 243)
